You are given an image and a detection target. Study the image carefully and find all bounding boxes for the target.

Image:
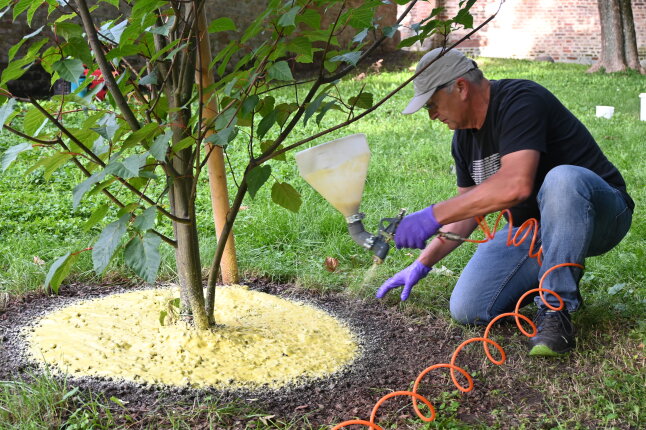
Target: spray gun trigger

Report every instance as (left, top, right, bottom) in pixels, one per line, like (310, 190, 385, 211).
(378, 209, 406, 241)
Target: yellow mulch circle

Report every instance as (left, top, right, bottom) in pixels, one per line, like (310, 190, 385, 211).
(26, 285, 359, 389)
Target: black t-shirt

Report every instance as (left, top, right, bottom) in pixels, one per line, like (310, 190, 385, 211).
(451, 79, 634, 224)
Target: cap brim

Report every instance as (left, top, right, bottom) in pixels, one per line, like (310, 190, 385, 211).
(401, 90, 434, 114)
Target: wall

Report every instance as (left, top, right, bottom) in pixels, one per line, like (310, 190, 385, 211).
(0, 0, 398, 69)
(398, 0, 646, 65)
(1, 1, 645, 68)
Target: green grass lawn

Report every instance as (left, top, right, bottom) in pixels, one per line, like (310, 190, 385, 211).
(0, 56, 644, 429)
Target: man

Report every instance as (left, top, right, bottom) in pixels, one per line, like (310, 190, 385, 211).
(376, 48, 634, 356)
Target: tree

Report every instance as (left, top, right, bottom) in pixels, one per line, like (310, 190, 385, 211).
(588, 0, 645, 74)
(0, 0, 493, 330)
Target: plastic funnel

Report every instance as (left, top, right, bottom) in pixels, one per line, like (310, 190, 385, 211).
(295, 134, 370, 217)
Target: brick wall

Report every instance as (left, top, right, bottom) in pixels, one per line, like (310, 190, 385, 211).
(0, 0, 397, 68)
(1, 1, 644, 67)
(398, 0, 646, 65)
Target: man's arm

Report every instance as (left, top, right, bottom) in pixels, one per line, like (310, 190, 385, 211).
(433, 149, 541, 225)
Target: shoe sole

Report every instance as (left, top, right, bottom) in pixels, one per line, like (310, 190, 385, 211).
(529, 344, 572, 357)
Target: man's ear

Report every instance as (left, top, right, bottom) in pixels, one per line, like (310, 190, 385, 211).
(455, 78, 469, 100)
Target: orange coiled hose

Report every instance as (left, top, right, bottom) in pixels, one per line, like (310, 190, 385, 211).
(332, 210, 584, 430)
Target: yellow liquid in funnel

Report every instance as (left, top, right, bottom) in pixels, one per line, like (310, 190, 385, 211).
(302, 153, 370, 217)
(26, 286, 359, 389)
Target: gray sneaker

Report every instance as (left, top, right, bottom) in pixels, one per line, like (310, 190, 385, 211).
(528, 308, 576, 356)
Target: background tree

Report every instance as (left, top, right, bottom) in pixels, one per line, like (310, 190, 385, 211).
(0, 0, 494, 330)
(589, 0, 645, 73)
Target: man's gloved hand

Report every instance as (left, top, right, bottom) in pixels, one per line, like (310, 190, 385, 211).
(394, 204, 441, 249)
(376, 260, 432, 301)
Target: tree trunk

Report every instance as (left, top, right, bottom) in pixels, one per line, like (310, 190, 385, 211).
(620, 0, 646, 73)
(589, 0, 644, 74)
(195, 9, 240, 286)
(164, 1, 210, 330)
(589, 0, 626, 73)
(169, 160, 209, 330)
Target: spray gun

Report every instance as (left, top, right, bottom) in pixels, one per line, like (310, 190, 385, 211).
(345, 209, 406, 263)
(294, 134, 407, 264)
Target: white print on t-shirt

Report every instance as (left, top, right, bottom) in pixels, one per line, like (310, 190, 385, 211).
(471, 153, 501, 184)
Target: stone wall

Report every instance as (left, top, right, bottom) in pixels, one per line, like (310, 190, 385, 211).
(398, 0, 646, 65)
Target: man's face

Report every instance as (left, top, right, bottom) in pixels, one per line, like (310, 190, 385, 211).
(424, 83, 467, 130)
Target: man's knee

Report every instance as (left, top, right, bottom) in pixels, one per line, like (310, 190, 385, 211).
(449, 295, 489, 325)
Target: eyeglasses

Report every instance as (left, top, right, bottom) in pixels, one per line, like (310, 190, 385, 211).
(422, 80, 455, 111)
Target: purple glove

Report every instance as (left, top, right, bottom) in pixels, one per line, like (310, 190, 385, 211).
(394, 204, 441, 249)
(376, 260, 432, 301)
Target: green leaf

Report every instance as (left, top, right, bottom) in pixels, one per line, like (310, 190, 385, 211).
(277, 6, 300, 28)
(23, 106, 47, 136)
(64, 37, 93, 64)
(241, 95, 259, 117)
(165, 42, 188, 61)
(149, 129, 171, 161)
(159, 310, 168, 326)
(72, 171, 107, 209)
(1, 142, 31, 172)
(453, 8, 474, 29)
(43, 152, 72, 180)
(146, 15, 175, 36)
(353, 28, 369, 44)
(116, 203, 139, 218)
(348, 92, 374, 109)
(257, 110, 276, 139)
(52, 58, 84, 84)
(275, 103, 297, 128)
(98, 20, 127, 44)
(44, 252, 79, 294)
(316, 100, 338, 125)
(170, 136, 194, 153)
(55, 22, 84, 41)
(246, 165, 271, 198)
(287, 37, 312, 56)
(256, 96, 275, 118)
(124, 232, 161, 283)
(271, 182, 301, 213)
(267, 61, 294, 82)
(204, 126, 238, 148)
(303, 92, 327, 125)
(122, 123, 160, 150)
(208, 17, 237, 33)
(93, 214, 130, 275)
(133, 206, 157, 232)
(26, 0, 42, 26)
(0, 98, 17, 130)
(215, 106, 237, 130)
(121, 153, 148, 177)
(83, 204, 110, 232)
(138, 71, 157, 86)
(260, 140, 286, 161)
(329, 51, 362, 66)
(13, 0, 32, 21)
(296, 9, 320, 29)
(383, 25, 399, 38)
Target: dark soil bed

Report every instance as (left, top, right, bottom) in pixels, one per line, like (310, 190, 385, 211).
(0, 279, 581, 429)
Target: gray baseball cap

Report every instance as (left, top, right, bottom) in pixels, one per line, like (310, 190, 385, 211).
(402, 48, 477, 114)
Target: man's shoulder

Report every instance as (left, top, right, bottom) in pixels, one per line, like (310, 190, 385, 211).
(492, 79, 550, 96)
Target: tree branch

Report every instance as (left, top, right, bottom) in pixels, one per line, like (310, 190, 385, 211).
(74, 0, 141, 131)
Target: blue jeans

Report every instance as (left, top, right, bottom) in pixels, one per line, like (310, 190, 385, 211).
(449, 165, 633, 325)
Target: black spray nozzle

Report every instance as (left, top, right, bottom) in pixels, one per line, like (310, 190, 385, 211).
(346, 209, 406, 264)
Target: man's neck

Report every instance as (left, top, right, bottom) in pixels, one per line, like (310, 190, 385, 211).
(470, 79, 491, 130)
